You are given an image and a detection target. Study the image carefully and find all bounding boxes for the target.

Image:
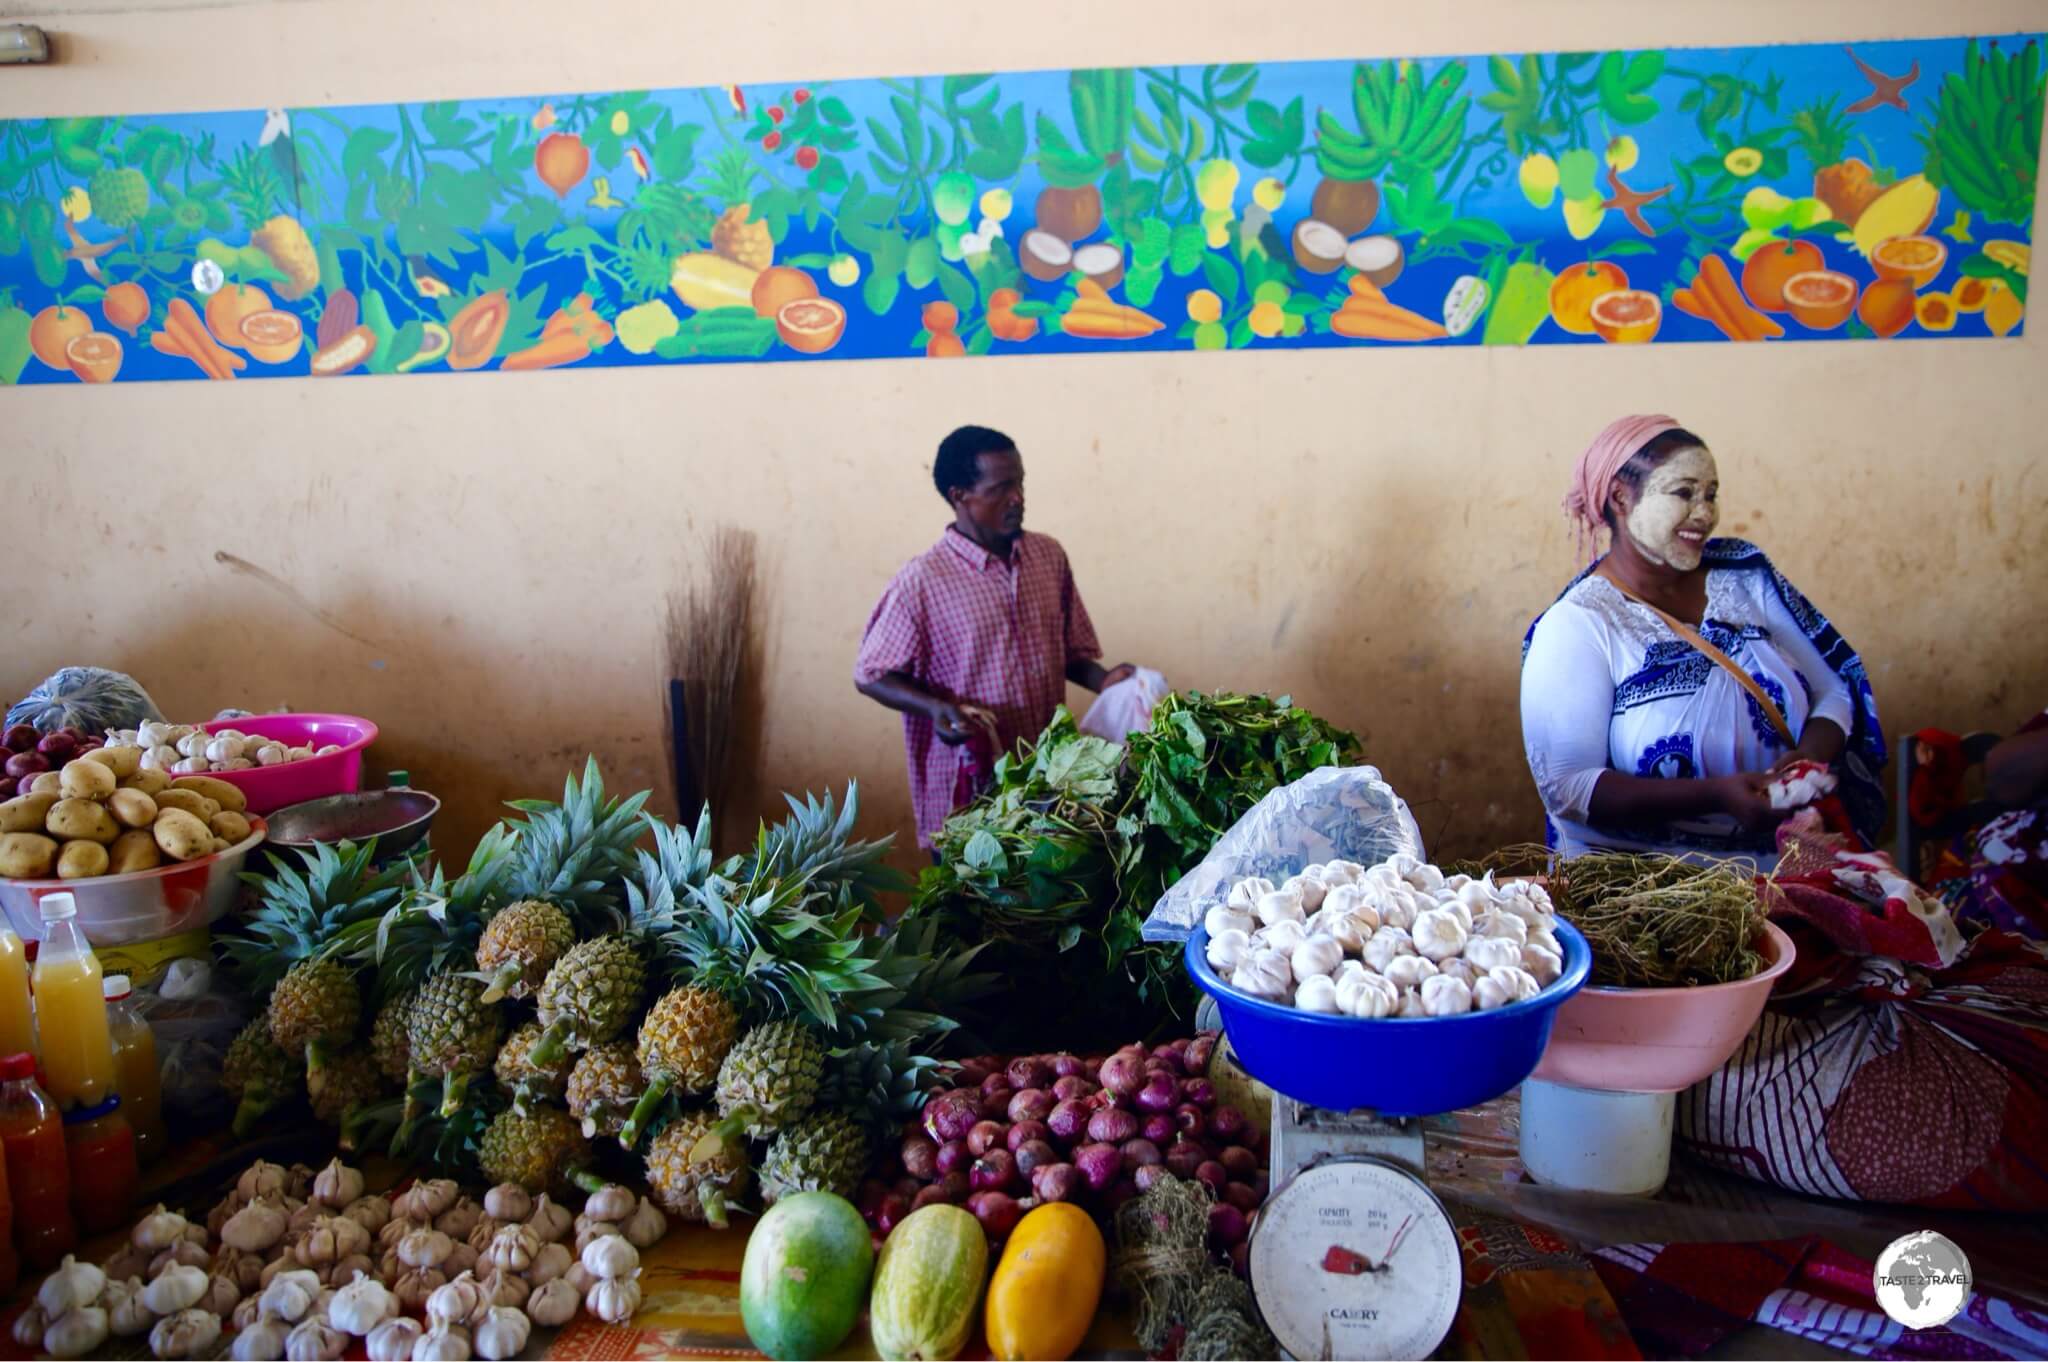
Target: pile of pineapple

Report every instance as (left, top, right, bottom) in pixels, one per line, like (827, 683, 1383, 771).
(220, 760, 989, 1233)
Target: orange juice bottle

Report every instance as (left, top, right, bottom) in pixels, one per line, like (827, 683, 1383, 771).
(0, 931, 32, 1061)
(102, 976, 165, 1166)
(30, 895, 112, 1111)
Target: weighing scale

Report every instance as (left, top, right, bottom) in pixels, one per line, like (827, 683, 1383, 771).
(1249, 1096, 1465, 1361)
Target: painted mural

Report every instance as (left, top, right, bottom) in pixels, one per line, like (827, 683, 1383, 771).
(0, 34, 2039, 385)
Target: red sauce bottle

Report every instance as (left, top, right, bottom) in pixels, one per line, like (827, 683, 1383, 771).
(62, 1095, 137, 1236)
(0, 1050, 73, 1270)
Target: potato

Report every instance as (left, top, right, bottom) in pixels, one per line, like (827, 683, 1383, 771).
(0, 793, 58, 835)
(209, 810, 252, 845)
(152, 808, 213, 862)
(46, 798, 119, 845)
(0, 833, 58, 879)
(152, 788, 220, 822)
(210, 838, 230, 855)
(28, 771, 62, 798)
(108, 788, 158, 830)
(82, 744, 143, 779)
(171, 774, 247, 814)
(57, 840, 109, 880)
(59, 758, 117, 802)
(108, 829, 162, 874)
(119, 768, 170, 796)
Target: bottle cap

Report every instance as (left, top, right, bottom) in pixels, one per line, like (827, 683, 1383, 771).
(62, 1094, 122, 1124)
(103, 974, 131, 1001)
(37, 892, 77, 923)
(0, 1052, 36, 1081)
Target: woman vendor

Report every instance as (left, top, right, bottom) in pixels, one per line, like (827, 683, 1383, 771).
(1519, 414, 1885, 859)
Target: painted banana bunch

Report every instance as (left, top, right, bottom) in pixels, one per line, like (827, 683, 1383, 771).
(1920, 37, 2042, 226)
(1315, 58, 1470, 182)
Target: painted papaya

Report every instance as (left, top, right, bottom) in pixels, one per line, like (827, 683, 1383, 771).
(448, 290, 509, 370)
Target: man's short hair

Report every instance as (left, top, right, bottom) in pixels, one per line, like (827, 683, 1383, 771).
(934, 425, 1017, 500)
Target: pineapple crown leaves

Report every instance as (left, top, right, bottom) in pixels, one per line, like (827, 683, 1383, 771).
(500, 756, 653, 931)
(221, 839, 412, 995)
(820, 1038, 947, 1140)
(372, 824, 519, 1001)
(389, 1071, 503, 1179)
(620, 805, 720, 950)
(741, 783, 909, 922)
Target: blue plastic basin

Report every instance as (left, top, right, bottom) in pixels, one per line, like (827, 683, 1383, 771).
(1185, 919, 1592, 1116)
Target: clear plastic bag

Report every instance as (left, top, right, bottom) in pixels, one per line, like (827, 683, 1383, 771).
(6, 666, 163, 734)
(1078, 668, 1169, 741)
(134, 956, 246, 1121)
(1141, 765, 1426, 942)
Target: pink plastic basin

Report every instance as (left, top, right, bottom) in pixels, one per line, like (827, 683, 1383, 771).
(1531, 920, 1796, 1093)
(200, 714, 378, 815)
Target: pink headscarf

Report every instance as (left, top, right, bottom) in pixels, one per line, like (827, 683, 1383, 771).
(1564, 413, 1683, 561)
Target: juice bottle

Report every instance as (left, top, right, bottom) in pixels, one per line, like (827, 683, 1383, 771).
(103, 976, 165, 1166)
(0, 1051, 73, 1270)
(0, 930, 33, 1060)
(62, 1096, 137, 1236)
(30, 894, 113, 1111)
(0, 1127, 15, 1296)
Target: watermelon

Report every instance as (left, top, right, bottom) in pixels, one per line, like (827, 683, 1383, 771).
(739, 1191, 874, 1360)
(869, 1204, 988, 1362)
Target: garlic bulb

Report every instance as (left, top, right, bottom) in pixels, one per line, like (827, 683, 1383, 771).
(1290, 932, 1344, 982)
(1253, 887, 1305, 927)
(289, 1198, 326, 1235)
(232, 1292, 266, 1331)
(1293, 975, 1342, 1014)
(581, 1233, 639, 1279)
(366, 1317, 424, 1362)
(484, 1223, 539, 1274)
(1490, 965, 1541, 1004)
(1396, 988, 1428, 1018)
(526, 1241, 574, 1286)
(234, 1316, 294, 1362)
(428, 1272, 487, 1328)
(1528, 925, 1562, 959)
(1337, 970, 1400, 1019)
(474, 1306, 531, 1361)
(395, 1266, 449, 1312)
(256, 743, 290, 767)
(1260, 917, 1308, 955)
(1284, 873, 1328, 912)
(285, 1318, 349, 1362)
(1421, 973, 1474, 1016)
(313, 1158, 366, 1209)
(574, 1217, 621, 1258)
(1454, 878, 1494, 917)
(435, 1197, 486, 1241)
(1381, 954, 1439, 991)
(103, 1242, 154, 1282)
(11, 1305, 46, 1349)
(239, 1160, 290, 1200)
(175, 732, 208, 758)
(103, 1277, 152, 1336)
(223, 1194, 291, 1252)
(1231, 946, 1292, 1000)
(1360, 925, 1416, 974)
(1225, 876, 1274, 911)
(483, 1183, 532, 1223)
(1322, 859, 1367, 886)
(1521, 941, 1564, 986)
(151, 1240, 211, 1276)
(38, 1255, 107, 1316)
(399, 1228, 456, 1270)
(443, 1242, 481, 1278)
(344, 1195, 394, 1234)
(1411, 908, 1470, 964)
(563, 1262, 598, 1296)
(582, 1183, 636, 1223)
(1331, 958, 1368, 987)
(1473, 907, 1529, 944)
(525, 1276, 580, 1327)
(1462, 935, 1524, 972)
(260, 1268, 323, 1324)
(1438, 956, 1481, 989)
(1304, 904, 1369, 954)
(143, 1262, 209, 1315)
(1203, 905, 1254, 939)
(526, 1195, 573, 1245)
(45, 1307, 111, 1360)
(150, 1308, 222, 1360)
(470, 1270, 528, 1323)
(330, 1270, 400, 1335)
(132, 1204, 193, 1252)
(198, 1271, 242, 1316)
(587, 1272, 641, 1325)
(379, 1215, 420, 1252)
(413, 1325, 473, 1361)
(467, 1217, 503, 1253)
(1404, 861, 1447, 895)
(619, 1197, 667, 1250)
(1204, 927, 1251, 972)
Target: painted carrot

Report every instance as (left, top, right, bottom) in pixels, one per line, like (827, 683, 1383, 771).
(500, 333, 595, 370)
(1060, 299, 1164, 338)
(1694, 254, 1782, 340)
(1331, 305, 1447, 341)
(164, 297, 244, 378)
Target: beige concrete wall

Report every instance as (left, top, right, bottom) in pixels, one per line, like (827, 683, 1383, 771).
(7, 0, 2045, 874)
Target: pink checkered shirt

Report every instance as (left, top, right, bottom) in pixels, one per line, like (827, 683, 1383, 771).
(856, 526, 1103, 847)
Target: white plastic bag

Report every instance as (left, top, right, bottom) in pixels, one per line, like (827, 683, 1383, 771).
(1142, 765, 1426, 942)
(1078, 668, 1168, 741)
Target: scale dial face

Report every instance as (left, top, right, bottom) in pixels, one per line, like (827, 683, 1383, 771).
(1249, 1157, 1462, 1361)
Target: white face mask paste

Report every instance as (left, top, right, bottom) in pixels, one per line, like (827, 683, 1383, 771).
(1623, 445, 1719, 570)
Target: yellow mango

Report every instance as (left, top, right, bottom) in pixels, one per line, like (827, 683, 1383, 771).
(669, 251, 762, 313)
(984, 1202, 1105, 1361)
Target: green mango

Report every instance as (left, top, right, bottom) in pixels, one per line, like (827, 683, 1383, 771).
(50, 118, 107, 176)
(361, 289, 395, 373)
(1482, 260, 1554, 346)
(0, 307, 32, 385)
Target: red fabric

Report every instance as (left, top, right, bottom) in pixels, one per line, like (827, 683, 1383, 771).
(855, 527, 1101, 845)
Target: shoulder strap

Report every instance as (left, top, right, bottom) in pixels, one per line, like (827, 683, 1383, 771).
(1596, 564, 1797, 747)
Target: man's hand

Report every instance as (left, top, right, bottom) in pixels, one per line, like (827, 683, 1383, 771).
(1102, 663, 1138, 689)
(930, 701, 976, 745)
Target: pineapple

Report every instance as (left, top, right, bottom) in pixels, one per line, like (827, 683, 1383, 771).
(758, 1111, 868, 1205)
(267, 957, 362, 1069)
(496, 1021, 569, 1111)
(475, 899, 575, 1003)
(646, 1109, 750, 1228)
(308, 1049, 385, 1128)
(618, 985, 739, 1147)
(567, 1043, 645, 1140)
(530, 935, 647, 1067)
(406, 971, 504, 1117)
(479, 1105, 590, 1195)
(689, 1020, 825, 1164)
(370, 990, 415, 1086)
(223, 1019, 303, 1138)
(502, 757, 652, 926)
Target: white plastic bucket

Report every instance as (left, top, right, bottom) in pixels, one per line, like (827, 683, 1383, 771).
(1519, 1079, 1674, 1195)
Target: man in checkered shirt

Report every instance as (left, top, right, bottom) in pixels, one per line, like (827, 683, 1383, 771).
(856, 425, 1136, 850)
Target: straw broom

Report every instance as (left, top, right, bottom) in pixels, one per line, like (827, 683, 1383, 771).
(663, 526, 759, 843)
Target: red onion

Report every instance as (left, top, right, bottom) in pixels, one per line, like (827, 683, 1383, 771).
(1250, 1171, 1270, 1201)
(1219, 1146, 1258, 1180)
(1239, 1122, 1265, 1154)
(1051, 1075, 1096, 1102)
(911, 1183, 952, 1211)
(1133, 1164, 1171, 1193)
(1030, 1163, 1080, 1203)
(925, 1091, 980, 1143)
(876, 1194, 910, 1235)
(955, 1061, 993, 1088)
(1006, 1057, 1053, 1091)
(12, 776, 33, 797)
(1208, 1202, 1249, 1247)
(1105, 1179, 1141, 1213)
(1173, 1104, 1207, 1138)
(893, 1175, 922, 1200)
(979, 1088, 1014, 1120)
(1195, 1161, 1229, 1195)
(967, 1190, 1026, 1238)
(1210, 1105, 1249, 1143)
(4, 751, 48, 779)
(980, 1071, 1013, 1098)
(1047, 1099, 1091, 1143)
(1120, 1138, 1163, 1173)
(35, 732, 76, 760)
(1013, 1139, 1058, 1178)
(1049, 1053, 1086, 1078)
(967, 1121, 1007, 1157)
(1222, 1182, 1259, 1213)
(2, 725, 38, 753)
(1180, 1078, 1217, 1109)
(935, 1172, 969, 1203)
(969, 1148, 1017, 1193)
(856, 1179, 888, 1217)
(1007, 1089, 1053, 1125)
(1143, 1058, 1177, 1078)
(1005, 1121, 1049, 1153)
(1087, 1108, 1139, 1145)
(1141, 1113, 1176, 1145)
(1186, 1033, 1218, 1071)
(1134, 1071, 1179, 1113)
(1164, 1141, 1207, 1179)
(1151, 1042, 1188, 1073)
(1230, 1241, 1250, 1276)
(934, 1140, 971, 1177)
(900, 1134, 939, 1181)
(1097, 1051, 1145, 1098)
(1073, 1142, 1122, 1192)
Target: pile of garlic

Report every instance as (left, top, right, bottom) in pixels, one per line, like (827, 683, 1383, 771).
(102, 721, 341, 776)
(1205, 853, 1565, 1018)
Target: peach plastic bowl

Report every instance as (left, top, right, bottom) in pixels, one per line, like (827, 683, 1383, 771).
(1530, 919, 1796, 1093)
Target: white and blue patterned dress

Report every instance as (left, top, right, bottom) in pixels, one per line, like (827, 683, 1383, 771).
(1520, 539, 1885, 859)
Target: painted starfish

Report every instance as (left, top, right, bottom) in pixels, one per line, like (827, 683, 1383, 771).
(63, 219, 127, 283)
(1602, 166, 1671, 237)
(1844, 46, 1919, 114)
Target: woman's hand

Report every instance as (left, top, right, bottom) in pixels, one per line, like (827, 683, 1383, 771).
(1712, 771, 1780, 834)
